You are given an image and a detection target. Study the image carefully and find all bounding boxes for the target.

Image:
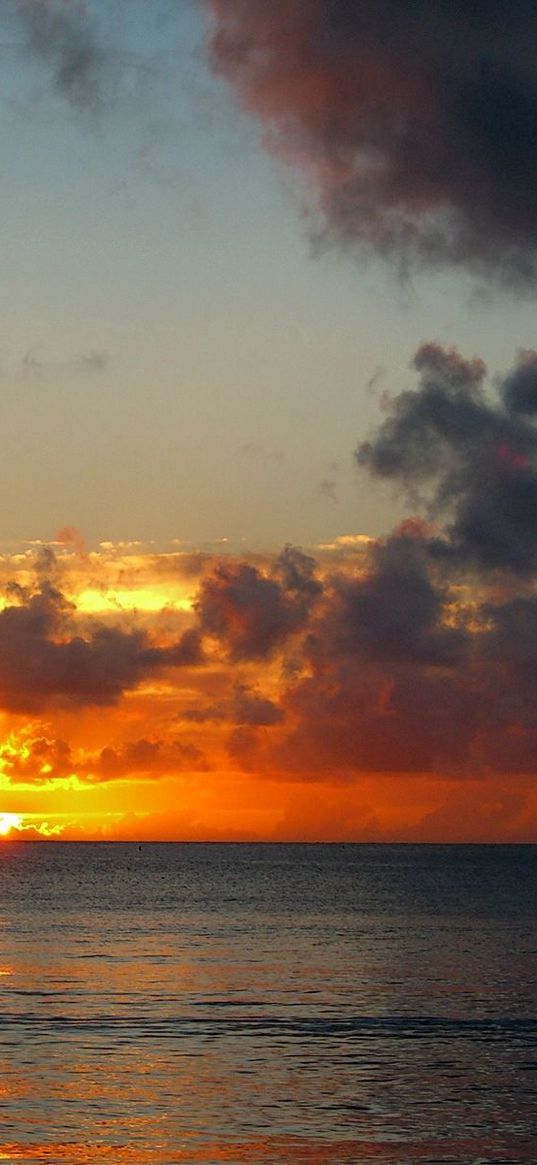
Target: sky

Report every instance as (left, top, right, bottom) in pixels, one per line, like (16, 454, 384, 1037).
(2, 0, 537, 841)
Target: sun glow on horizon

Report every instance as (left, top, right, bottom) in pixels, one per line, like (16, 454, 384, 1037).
(0, 813, 23, 837)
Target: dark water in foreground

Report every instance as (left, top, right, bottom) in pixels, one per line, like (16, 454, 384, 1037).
(0, 843, 536, 1164)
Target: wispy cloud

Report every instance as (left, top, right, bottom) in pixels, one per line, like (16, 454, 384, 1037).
(7, 0, 108, 113)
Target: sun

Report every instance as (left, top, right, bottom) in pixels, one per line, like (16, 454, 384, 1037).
(0, 813, 23, 838)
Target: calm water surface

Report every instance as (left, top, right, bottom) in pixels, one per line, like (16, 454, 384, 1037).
(0, 843, 536, 1164)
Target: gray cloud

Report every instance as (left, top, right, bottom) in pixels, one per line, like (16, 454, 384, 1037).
(357, 344, 537, 574)
(328, 526, 467, 667)
(206, 0, 537, 288)
(73, 349, 111, 375)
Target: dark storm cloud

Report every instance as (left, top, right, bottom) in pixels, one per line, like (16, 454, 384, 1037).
(195, 549, 321, 660)
(502, 352, 537, 415)
(357, 344, 537, 573)
(0, 581, 202, 712)
(274, 659, 479, 776)
(233, 684, 283, 726)
(183, 683, 283, 726)
(264, 523, 473, 776)
(9, 0, 107, 112)
(274, 545, 322, 612)
(206, 0, 537, 286)
(480, 594, 537, 770)
(328, 525, 467, 667)
(205, 344, 537, 782)
(89, 737, 208, 781)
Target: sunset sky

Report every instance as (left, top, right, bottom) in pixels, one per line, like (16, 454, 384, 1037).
(2, 0, 537, 841)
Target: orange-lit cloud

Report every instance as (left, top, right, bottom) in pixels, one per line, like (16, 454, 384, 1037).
(0, 564, 202, 714)
(56, 525, 87, 559)
(2, 346, 537, 848)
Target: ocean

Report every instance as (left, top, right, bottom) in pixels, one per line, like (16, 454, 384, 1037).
(0, 842, 536, 1164)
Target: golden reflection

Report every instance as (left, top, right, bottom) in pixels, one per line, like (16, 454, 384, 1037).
(0, 1137, 525, 1163)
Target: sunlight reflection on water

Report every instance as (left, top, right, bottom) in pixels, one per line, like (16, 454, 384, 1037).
(0, 842, 536, 1164)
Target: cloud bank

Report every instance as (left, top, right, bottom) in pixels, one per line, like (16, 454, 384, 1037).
(176, 346, 537, 788)
(4, 382, 537, 786)
(358, 344, 537, 573)
(266, 344, 537, 780)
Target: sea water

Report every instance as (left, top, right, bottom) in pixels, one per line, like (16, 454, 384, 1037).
(0, 842, 536, 1163)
